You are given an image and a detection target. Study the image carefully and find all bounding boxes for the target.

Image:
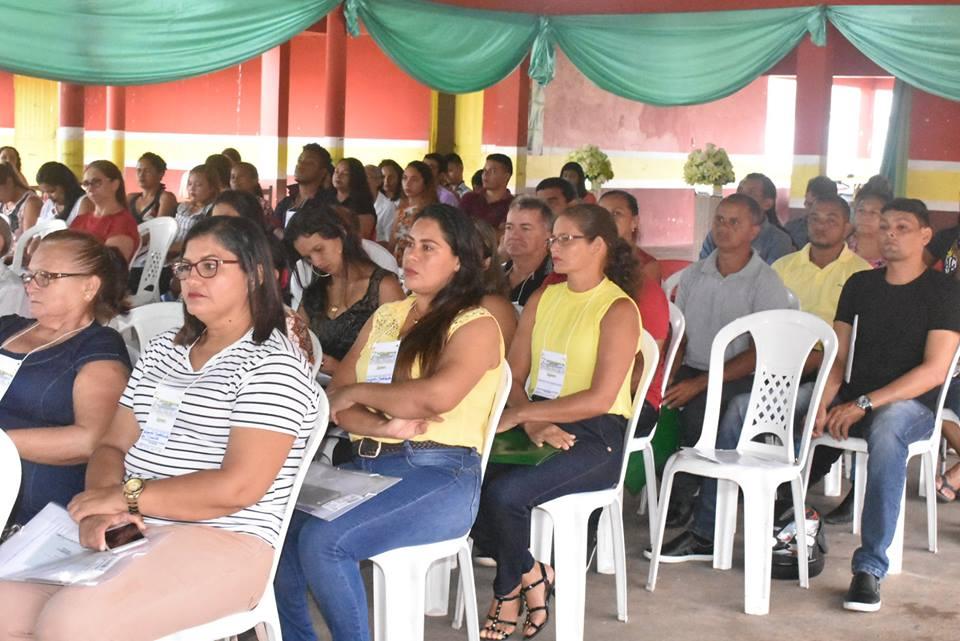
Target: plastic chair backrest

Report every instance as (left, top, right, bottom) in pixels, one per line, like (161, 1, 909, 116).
(661, 265, 689, 301)
(0, 430, 21, 527)
(661, 303, 686, 397)
(478, 362, 513, 482)
(11, 219, 67, 273)
(696, 310, 838, 469)
(117, 302, 185, 353)
(618, 331, 660, 489)
(130, 218, 178, 307)
(362, 239, 400, 275)
(307, 330, 323, 379)
(289, 260, 314, 311)
(785, 288, 800, 311)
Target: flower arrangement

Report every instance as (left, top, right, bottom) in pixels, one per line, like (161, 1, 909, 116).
(567, 145, 614, 190)
(683, 143, 735, 187)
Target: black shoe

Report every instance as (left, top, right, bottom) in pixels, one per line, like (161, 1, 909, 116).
(664, 498, 695, 529)
(643, 530, 713, 563)
(843, 571, 881, 612)
(824, 491, 855, 524)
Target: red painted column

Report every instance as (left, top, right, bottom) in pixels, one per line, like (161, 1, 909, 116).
(790, 34, 833, 208)
(260, 42, 292, 203)
(106, 86, 126, 170)
(57, 83, 84, 174)
(324, 7, 347, 159)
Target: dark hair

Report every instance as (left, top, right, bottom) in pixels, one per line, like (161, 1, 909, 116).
(812, 194, 852, 220)
(0, 164, 22, 193)
(883, 197, 931, 227)
(855, 188, 891, 208)
(205, 154, 232, 190)
(175, 216, 286, 345)
(378, 159, 404, 201)
(471, 169, 484, 190)
(214, 190, 285, 275)
(423, 152, 448, 175)
(719, 192, 764, 226)
(599, 189, 639, 217)
(222, 147, 241, 164)
(138, 152, 167, 175)
(0, 146, 22, 170)
(474, 218, 510, 297)
(806, 175, 838, 199)
(739, 172, 782, 228)
(855, 175, 893, 202)
(405, 161, 438, 204)
(302, 143, 332, 168)
(487, 153, 513, 177)
(39, 230, 130, 322)
(560, 204, 637, 294)
(395, 204, 485, 380)
(336, 157, 376, 216)
(234, 161, 264, 197)
(85, 160, 126, 206)
(561, 161, 588, 199)
(189, 163, 222, 194)
(36, 161, 85, 221)
(509, 195, 554, 227)
(445, 152, 464, 168)
(536, 177, 576, 203)
(0, 217, 11, 256)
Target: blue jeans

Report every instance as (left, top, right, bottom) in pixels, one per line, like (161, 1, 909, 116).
(274, 444, 482, 641)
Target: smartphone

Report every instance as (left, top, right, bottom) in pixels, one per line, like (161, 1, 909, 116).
(104, 523, 146, 552)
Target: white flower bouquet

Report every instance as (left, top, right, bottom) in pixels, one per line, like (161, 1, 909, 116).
(683, 143, 735, 187)
(567, 145, 614, 190)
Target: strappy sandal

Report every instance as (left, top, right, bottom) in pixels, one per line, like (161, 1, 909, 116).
(480, 592, 522, 640)
(520, 561, 555, 640)
(936, 475, 959, 503)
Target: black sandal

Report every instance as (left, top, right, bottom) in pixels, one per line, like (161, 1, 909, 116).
(481, 592, 523, 640)
(520, 561, 555, 640)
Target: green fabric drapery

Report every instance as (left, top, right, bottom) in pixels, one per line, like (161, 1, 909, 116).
(0, 0, 339, 85)
(880, 79, 913, 198)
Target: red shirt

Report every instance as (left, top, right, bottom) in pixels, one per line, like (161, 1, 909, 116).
(541, 272, 670, 408)
(460, 190, 513, 229)
(70, 209, 141, 260)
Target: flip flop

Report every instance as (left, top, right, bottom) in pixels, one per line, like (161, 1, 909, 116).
(936, 476, 958, 503)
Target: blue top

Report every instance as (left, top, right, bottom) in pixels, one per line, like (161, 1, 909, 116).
(0, 315, 130, 524)
(699, 219, 795, 265)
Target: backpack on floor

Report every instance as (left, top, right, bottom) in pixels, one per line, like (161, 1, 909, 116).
(771, 500, 828, 580)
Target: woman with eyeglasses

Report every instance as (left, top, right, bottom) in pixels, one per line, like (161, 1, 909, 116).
(69, 160, 141, 263)
(0, 216, 322, 640)
(472, 204, 641, 640)
(0, 230, 131, 527)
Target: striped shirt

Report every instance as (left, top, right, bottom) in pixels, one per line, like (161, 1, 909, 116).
(120, 328, 321, 546)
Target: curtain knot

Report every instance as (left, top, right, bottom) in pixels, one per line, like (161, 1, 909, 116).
(806, 5, 827, 47)
(529, 16, 556, 86)
(344, 0, 361, 37)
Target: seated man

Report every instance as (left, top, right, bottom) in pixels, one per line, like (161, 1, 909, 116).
(655, 194, 871, 561)
(501, 196, 553, 309)
(665, 193, 790, 525)
(699, 173, 794, 264)
(784, 175, 839, 250)
(534, 177, 575, 219)
(460, 153, 514, 230)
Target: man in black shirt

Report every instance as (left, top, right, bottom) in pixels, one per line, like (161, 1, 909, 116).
(273, 143, 337, 229)
(809, 198, 960, 612)
(501, 196, 553, 309)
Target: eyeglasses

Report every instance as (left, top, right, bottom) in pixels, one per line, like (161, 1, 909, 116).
(171, 258, 240, 280)
(80, 178, 103, 190)
(19, 270, 91, 288)
(546, 234, 587, 248)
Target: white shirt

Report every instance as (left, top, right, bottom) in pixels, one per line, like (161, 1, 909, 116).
(0, 263, 30, 318)
(374, 192, 397, 243)
(38, 197, 84, 226)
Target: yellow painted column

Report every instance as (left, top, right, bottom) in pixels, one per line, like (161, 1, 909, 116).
(57, 83, 85, 175)
(13, 76, 58, 183)
(454, 91, 484, 177)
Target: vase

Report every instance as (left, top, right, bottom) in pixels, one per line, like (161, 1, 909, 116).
(693, 184, 723, 197)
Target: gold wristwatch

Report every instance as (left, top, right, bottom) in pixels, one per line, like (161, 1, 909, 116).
(122, 478, 146, 514)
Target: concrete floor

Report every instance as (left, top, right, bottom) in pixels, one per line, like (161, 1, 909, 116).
(295, 455, 959, 641)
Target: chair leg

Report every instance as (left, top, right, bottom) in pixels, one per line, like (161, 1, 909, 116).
(646, 462, 678, 592)
(853, 452, 867, 535)
(790, 476, 810, 589)
(549, 507, 590, 641)
(452, 539, 474, 630)
(608, 498, 628, 622)
(455, 544, 481, 641)
(530, 509, 553, 564)
(373, 558, 427, 641)
(824, 458, 842, 497)
(642, 445, 660, 540)
(424, 556, 453, 616)
(740, 486, 775, 616)
(596, 504, 615, 574)
(887, 486, 906, 576)
(922, 450, 939, 554)
(713, 479, 738, 571)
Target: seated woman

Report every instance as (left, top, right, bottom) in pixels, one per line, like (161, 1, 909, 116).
(0, 230, 130, 526)
(70, 160, 141, 263)
(127, 152, 177, 222)
(378, 158, 404, 204)
(0, 162, 41, 236)
(170, 164, 220, 256)
(0, 216, 321, 641)
(274, 204, 504, 641)
(561, 161, 596, 205)
(332, 157, 377, 240)
(230, 161, 274, 227)
(472, 204, 641, 640)
(475, 218, 518, 350)
(599, 189, 662, 283)
(389, 160, 438, 255)
(285, 204, 405, 376)
(0, 146, 30, 191)
(36, 162, 92, 225)
(0, 218, 29, 317)
(848, 189, 890, 269)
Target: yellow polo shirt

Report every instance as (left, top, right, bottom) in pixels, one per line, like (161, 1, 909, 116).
(772, 244, 872, 324)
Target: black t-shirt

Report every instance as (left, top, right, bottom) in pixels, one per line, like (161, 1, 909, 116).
(927, 225, 959, 263)
(273, 185, 337, 229)
(835, 268, 960, 409)
(504, 255, 552, 307)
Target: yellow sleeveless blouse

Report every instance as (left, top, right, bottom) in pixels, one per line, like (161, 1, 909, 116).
(354, 297, 504, 452)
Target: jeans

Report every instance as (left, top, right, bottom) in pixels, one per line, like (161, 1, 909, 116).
(470, 414, 626, 595)
(274, 444, 482, 641)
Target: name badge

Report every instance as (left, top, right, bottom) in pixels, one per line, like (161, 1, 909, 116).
(0, 353, 24, 403)
(138, 384, 184, 453)
(532, 350, 567, 400)
(366, 341, 401, 384)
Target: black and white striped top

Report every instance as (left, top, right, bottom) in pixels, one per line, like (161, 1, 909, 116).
(121, 328, 321, 546)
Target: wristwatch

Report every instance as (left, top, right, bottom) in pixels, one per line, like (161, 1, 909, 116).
(122, 478, 146, 514)
(855, 395, 873, 414)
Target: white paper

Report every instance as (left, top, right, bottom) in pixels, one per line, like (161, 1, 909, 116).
(296, 464, 401, 521)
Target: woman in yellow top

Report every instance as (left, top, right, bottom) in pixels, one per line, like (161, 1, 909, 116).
(274, 204, 504, 641)
(474, 204, 641, 640)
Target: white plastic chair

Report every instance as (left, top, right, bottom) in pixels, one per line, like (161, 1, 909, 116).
(367, 362, 511, 641)
(647, 310, 838, 616)
(363, 238, 400, 275)
(130, 218, 177, 307)
(10, 219, 67, 274)
(522, 331, 658, 640)
(0, 430, 22, 527)
(804, 343, 960, 575)
(289, 259, 314, 312)
(307, 329, 323, 380)
(661, 266, 689, 300)
(113, 302, 185, 358)
(785, 288, 800, 311)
